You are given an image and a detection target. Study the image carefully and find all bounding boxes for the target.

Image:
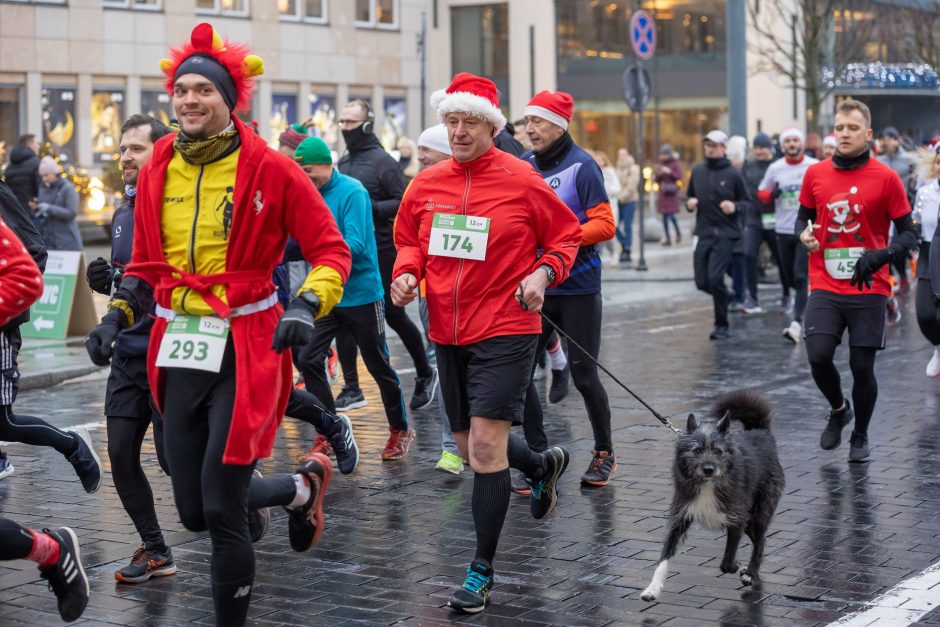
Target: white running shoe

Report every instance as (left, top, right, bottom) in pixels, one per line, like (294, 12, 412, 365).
(782, 320, 802, 344)
(927, 348, 940, 378)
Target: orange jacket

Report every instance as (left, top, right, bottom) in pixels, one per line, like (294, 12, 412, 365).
(393, 146, 581, 346)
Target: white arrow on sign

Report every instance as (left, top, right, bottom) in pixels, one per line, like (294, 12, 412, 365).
(32, 316, 54, 332)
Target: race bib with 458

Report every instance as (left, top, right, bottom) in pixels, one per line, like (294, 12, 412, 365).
(824, 247, 865, 280)
(155, 314, 229, 372)
(428, 213, 490, 261)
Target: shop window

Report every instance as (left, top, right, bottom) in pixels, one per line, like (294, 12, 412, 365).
(0, 87, 21, 168)
(92, 91, 124, 163)
(278, 0, 326, 23)
(451, 4, 509, 112)
(141, 90, 173, 128)
(103, 0, 161, 9)
(356, 0, 397, 30)
(196, 0, 249, 17)
(270, 93, 299, 147)
(41, 87, 77, 163)
(382, 96, 406, 151)
(309, 93, 338, 154)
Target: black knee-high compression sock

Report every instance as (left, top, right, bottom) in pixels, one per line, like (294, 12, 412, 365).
(212, 575, 253, 627)
(507, 433, 547, 480)
(472, 469, 511, 564)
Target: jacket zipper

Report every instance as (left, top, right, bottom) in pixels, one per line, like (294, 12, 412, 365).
(180, 165, 205, 314)
(452, 168, 472, 344)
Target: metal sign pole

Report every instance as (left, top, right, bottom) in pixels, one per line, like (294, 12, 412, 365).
(627, 10, 655, 272)
(636, 67, 647, 272)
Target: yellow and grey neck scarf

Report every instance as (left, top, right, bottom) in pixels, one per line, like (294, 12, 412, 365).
(174, 123, 239, 165)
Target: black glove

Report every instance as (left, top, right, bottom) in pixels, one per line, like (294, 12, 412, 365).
(86, 257, 113, 295)
(84, 308, 127, 366)
(849, 248, 891, 292)
(771, 183, 782, 200)
(272, 292, 320, 354)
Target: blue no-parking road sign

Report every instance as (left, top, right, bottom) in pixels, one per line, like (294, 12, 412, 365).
(630, 10, 656, 60)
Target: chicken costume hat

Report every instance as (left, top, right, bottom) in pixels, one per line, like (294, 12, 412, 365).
(160, 22, 264, 112)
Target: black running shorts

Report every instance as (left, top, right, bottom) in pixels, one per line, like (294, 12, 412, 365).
(105, 356, 153, 419)
(803, 289, 888, 349)
(436, 334, 538, 432)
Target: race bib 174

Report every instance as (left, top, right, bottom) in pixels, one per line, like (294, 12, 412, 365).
(427, 213, 490, 261)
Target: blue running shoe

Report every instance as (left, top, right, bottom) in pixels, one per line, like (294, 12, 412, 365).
(448, 559, 493, 613)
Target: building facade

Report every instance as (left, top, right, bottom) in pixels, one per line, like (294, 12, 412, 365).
(0, 0, 429, 170)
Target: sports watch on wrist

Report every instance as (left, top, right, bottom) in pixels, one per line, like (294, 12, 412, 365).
(538, 263, 556, 284)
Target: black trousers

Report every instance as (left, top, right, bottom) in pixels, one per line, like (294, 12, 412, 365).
(693, 237, 736, 328)
(336, 246, 431, 389)
(0, 518, 34, 561)
(296, 302, 408, 431)
(744, 225, 786, 301)
(777, 233, 809, 322)
(162, 340, 297, 627)
(522, 293, 613, 452)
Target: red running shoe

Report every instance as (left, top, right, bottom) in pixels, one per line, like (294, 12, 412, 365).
(381, 427, 416, 461)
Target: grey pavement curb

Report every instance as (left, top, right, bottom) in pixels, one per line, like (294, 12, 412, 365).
(19, 364, 104, 391)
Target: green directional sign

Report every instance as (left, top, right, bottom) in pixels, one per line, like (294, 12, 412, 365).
(21, 251, 97, 340)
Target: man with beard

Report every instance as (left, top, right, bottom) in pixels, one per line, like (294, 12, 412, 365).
(758, 127, 818, 343)
(335, 100, 436, 422)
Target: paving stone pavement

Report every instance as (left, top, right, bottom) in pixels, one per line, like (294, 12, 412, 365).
(0, 278, 938, 626)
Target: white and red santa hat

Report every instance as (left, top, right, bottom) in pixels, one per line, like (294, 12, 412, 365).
(779, 127, 805, 144)
(525, 90, 574, 131)
(431, 73, 507, 129)
(823, 134, 837, 148)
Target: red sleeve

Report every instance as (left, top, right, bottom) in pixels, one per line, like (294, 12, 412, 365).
(0, 218, 43, 326)
(283, 166, 351, 283)
(393, 179, 425, 281)
(757, 189, 773, 205)
(581, 201, 616, 246)
(798, 166, 817, 210)
(527, 172, 582, 286)
(884, 170, 911, 219)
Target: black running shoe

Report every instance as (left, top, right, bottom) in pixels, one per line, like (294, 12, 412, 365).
(40, 528, 89, 622)
(248, 469, 271, 543)
(335, 386, 367, 411)
(580, 450, 617, 486)
(448, 559, 493, 614)
(820, 401, 854, 450)
(510, 470, 530, 495)
(67, 428, 101, 494)
(286, 454, 332, 552)
(849, 431, 871, 463)
(114, 544, 176, 584)
(529, 446, 569, 519)
(327, 413, 359, 475)
(548, 365, 570, 404)
(410, 368, 439, 410)
(709, 326, 730, 340)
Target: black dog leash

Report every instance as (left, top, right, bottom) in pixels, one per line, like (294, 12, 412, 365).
(517, 283, 683, 437)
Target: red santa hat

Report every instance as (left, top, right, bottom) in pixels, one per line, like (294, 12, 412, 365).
(431, 73, 507, 129)
(525, 90, 574, 131)
(160, 23, 264, 113)
(779, 127, 805, 144)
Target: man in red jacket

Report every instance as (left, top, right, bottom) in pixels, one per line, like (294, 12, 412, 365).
(84, 24, 351, 627)
(391, 72, 582, 614)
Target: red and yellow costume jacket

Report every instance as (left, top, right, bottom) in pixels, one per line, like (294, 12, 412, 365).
(120, 116, 351, 464)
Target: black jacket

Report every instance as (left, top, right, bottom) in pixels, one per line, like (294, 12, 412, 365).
(107, 192, 153, 359)
(494, 123, 524, 157)
(0, 181, 48, 332)
(337, 133, 406, 252)
(4, 145, 40, 210)
(687, 157, 751, 240)
(740, 159, 773, 229)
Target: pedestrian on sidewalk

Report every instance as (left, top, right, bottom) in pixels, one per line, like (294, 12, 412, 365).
(84, 23, 351, 626)
(654, 144, 683, 245)
(686, 130, 751, 339)
(36, 156, 83, 252)
(616, 147, 640, 264)
(797, 99, 918, 463)
(521, 90, 618, 486)
(391, 72, 581, 613)
(912, 146, 940, 376)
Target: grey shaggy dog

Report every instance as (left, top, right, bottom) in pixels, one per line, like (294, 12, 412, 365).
(641, 391, 785, 601)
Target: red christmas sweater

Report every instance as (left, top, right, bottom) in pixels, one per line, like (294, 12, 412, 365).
(798, 158, 910, 297)
(125, 117, 351, 464)
(0, 218, 43, 326)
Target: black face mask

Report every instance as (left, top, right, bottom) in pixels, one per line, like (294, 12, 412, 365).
(342, 124, 373, 152)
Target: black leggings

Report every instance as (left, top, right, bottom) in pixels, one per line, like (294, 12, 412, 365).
(916, 276, 940, 346)
(522, 293, 612, 452)
(336, 247, 431, 390)
(777, 233, 809, 322)
(107, 415, 167, 551)
(0, 518, 35, 561)
(744, 225, 786, 301)
(693, 236, 735, 328)
(0, 406, 77, 456)
(805, 333, 878, 435)
(297, 302, 407, 430)
(162, 341, 297, 627)
(285, 388, 333, 433)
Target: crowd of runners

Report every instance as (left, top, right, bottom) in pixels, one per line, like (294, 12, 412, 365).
(0, 21, 936, 625)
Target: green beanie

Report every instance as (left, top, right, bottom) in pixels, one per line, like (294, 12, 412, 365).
(294, 136, 332, 165)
